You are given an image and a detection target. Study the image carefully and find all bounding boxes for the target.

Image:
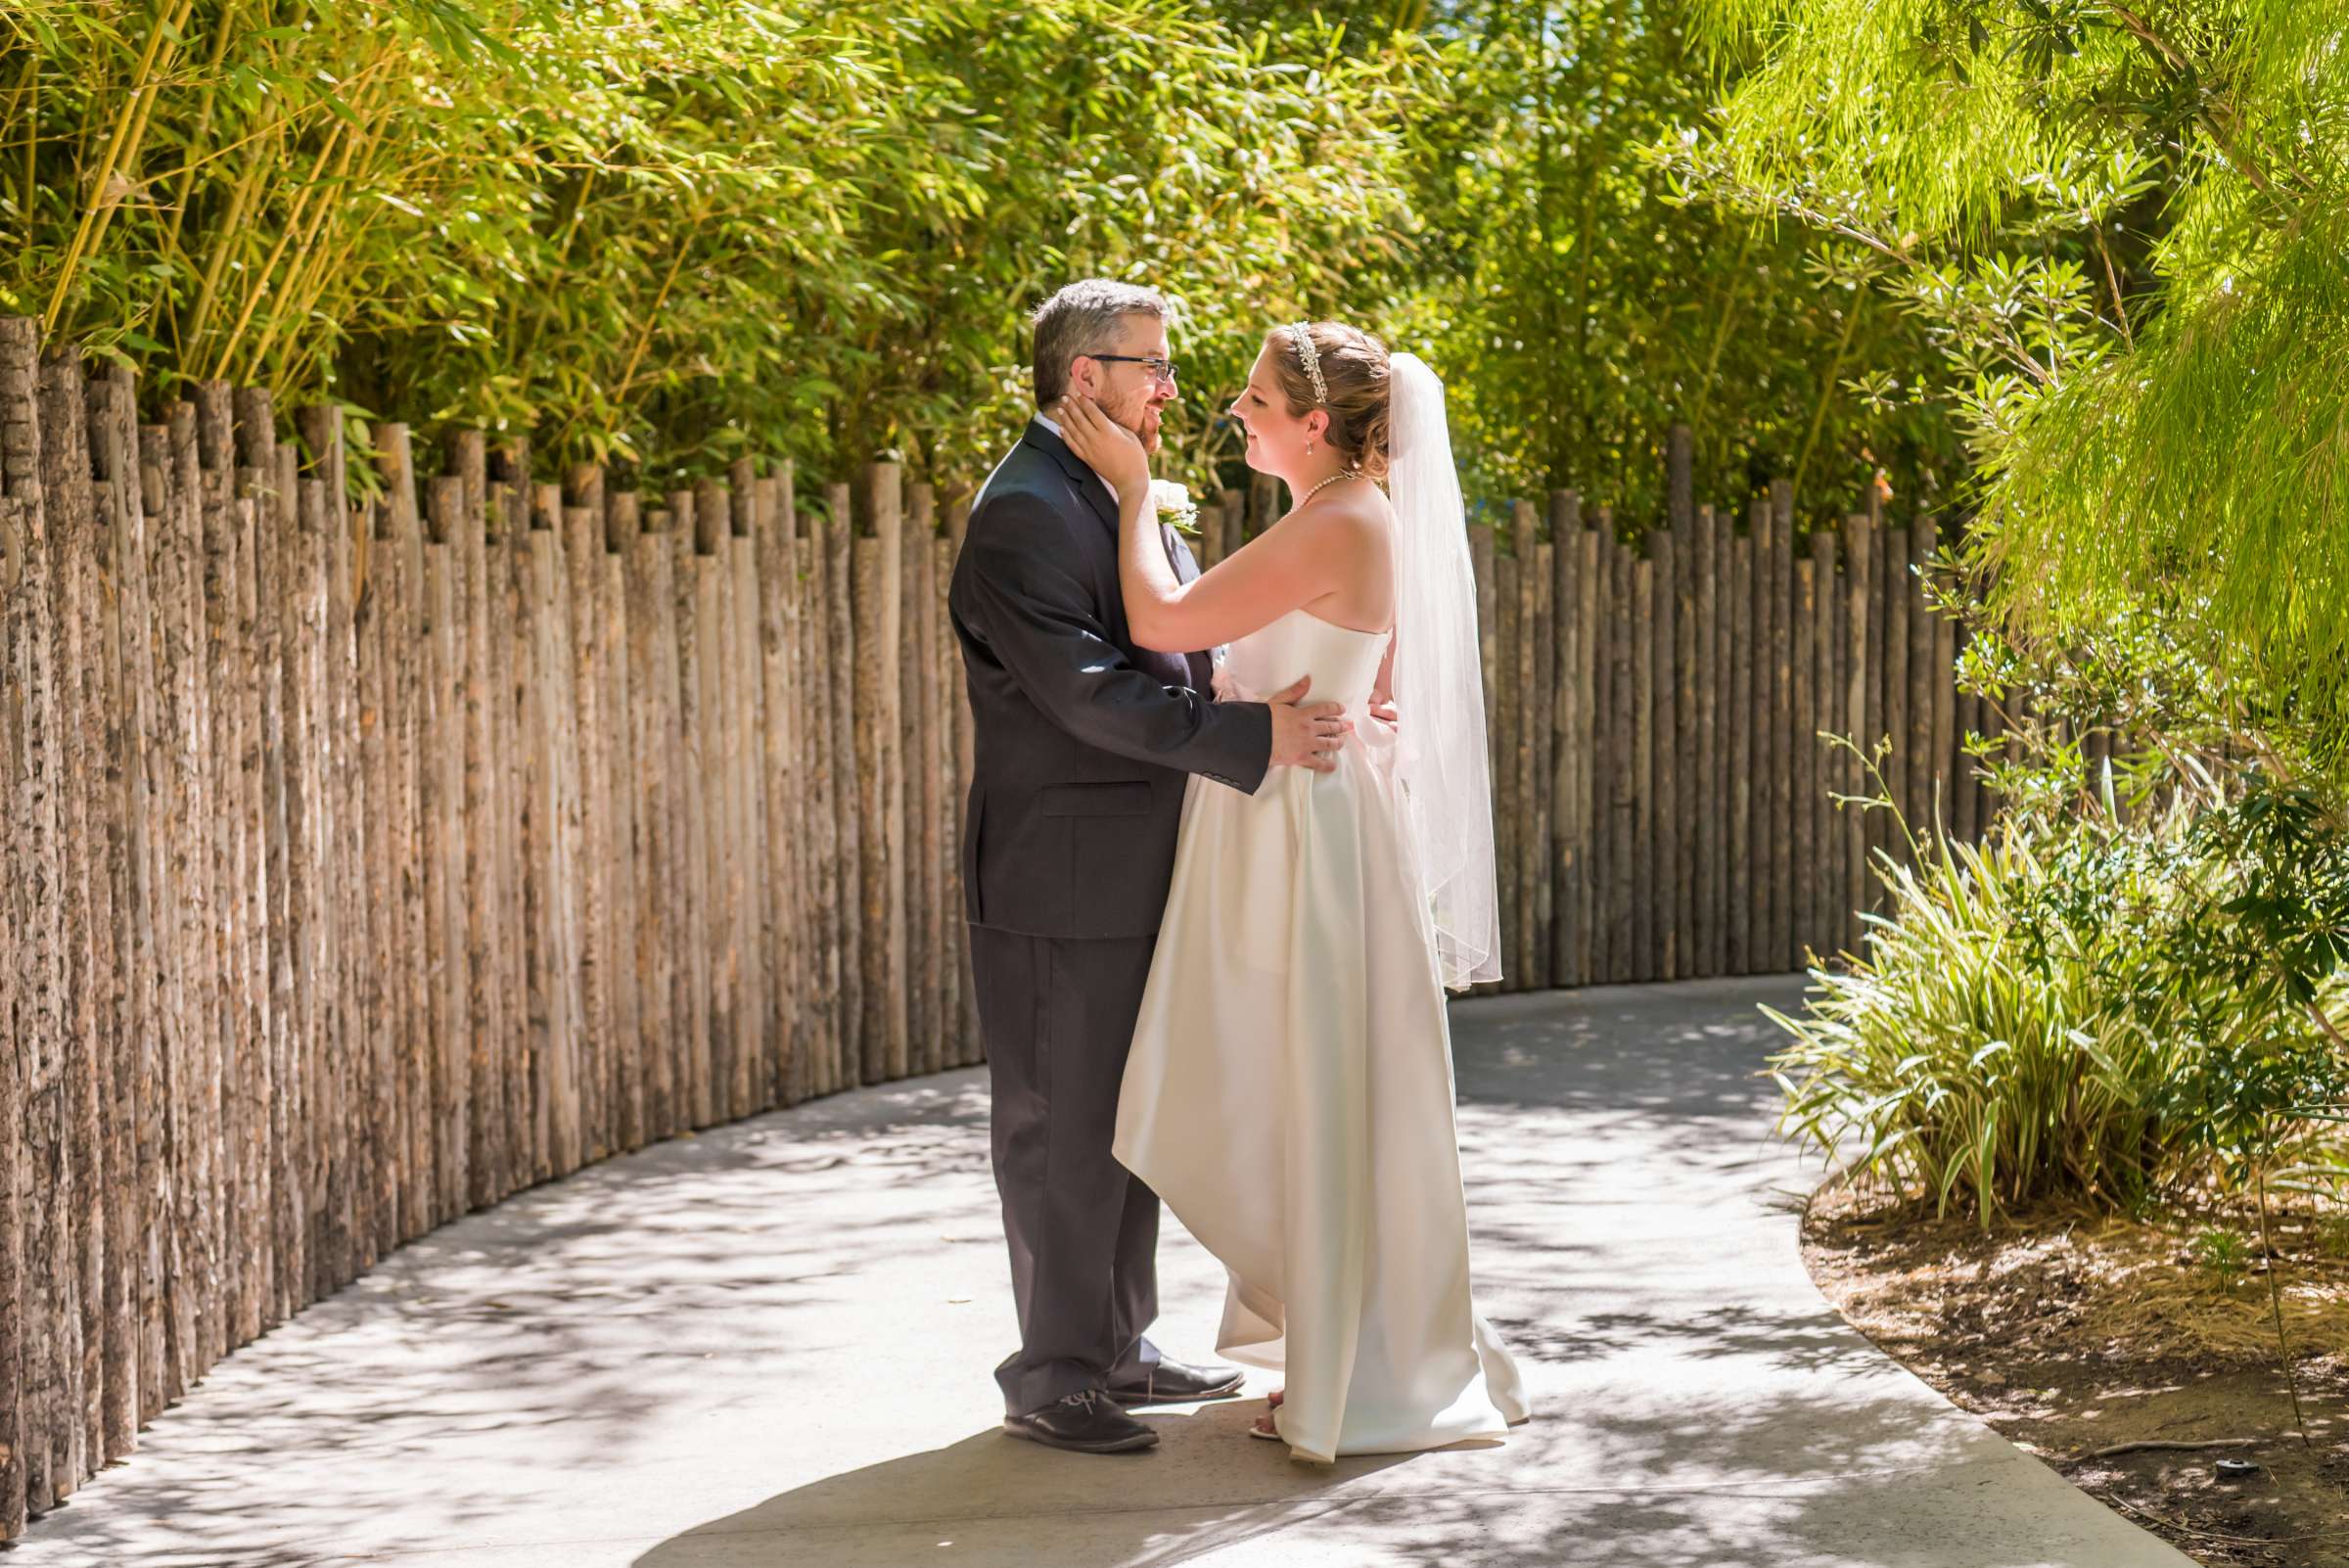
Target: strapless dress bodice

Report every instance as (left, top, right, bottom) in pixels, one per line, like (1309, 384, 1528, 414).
(1213, 607, 1392, 713)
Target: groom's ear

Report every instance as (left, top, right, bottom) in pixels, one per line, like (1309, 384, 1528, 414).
(1067, 354, 1098, 399)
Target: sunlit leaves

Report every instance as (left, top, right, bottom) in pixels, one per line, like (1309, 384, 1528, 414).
(1679, 0, 2349, 781)
(2, 0, 1421, 490)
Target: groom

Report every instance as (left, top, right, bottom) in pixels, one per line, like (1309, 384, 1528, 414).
(948, 280, 1349, 1454)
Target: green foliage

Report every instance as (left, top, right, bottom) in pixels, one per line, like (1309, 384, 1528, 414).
(1770, 714, 2349, 1226)
(2191, 1226, 2250, 1293)
(1378, 3, 1963, 518)
(0, 0, 1422, 487)
(2, 0, 1958, 519)
(1771, 811, 2214, 1224)
(1670, 0, 2349, 778)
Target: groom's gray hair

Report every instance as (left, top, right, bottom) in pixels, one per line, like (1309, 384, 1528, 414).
(1032, 279, 1169, 408)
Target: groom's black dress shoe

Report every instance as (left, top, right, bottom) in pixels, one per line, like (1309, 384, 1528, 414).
(1107, 1357, 1247, 1407)
(1003, 1389, 1160, 1453)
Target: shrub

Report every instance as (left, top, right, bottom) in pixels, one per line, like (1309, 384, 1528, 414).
(1770, 759, 2349, 1227)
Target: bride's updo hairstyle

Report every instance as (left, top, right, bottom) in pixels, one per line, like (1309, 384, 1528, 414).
(1266, 321, 1394, 483)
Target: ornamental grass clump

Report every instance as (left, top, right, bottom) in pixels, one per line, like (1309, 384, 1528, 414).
(1770, 737, 2349, 1230)
(1768, 813, 2207, 1224)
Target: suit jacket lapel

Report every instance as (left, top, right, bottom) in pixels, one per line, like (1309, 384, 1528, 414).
(1020, 419, 1212, 682)
(1165, 529, 1218, 690)
(1022, 419, 1119, 535)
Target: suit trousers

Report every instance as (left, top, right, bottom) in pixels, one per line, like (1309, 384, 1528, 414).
(969, 924, 1165, 1416)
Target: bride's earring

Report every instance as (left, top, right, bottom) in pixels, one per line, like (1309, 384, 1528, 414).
(1306, 438, 1314, 455)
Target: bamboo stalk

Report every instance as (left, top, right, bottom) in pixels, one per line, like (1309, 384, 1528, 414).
(39, 0, 201, 334)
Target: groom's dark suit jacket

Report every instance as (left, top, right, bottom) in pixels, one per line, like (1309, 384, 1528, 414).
(948, 419, 1273, 939)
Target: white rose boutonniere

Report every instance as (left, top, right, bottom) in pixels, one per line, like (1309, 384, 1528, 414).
(1149, 479, 1200, 536)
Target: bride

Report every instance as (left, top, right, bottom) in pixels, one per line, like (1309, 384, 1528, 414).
(1054, 321, 1530, 1462)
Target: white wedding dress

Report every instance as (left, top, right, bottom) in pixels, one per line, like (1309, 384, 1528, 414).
(1111, 605, 1530, 1462)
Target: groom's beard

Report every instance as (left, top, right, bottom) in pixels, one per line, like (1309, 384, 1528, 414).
(1124, 401, 1165, 455)
(1089, 381, 1166, 454)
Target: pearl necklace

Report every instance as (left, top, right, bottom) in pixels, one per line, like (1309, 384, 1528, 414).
(1297, 469, 1359, 507)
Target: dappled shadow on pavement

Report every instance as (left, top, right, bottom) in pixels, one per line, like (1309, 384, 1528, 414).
(10, 1077, 1005, 1568)
(634, 1423, 1419, 1568)
(17, 977, 2179, 1568)
(626, 979, 2118, 1568)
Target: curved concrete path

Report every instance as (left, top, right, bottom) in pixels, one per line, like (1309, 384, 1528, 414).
(10, 978, 2189, 1567)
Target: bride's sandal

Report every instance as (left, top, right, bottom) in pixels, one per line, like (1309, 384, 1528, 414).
(1247, 1389, 1285, 1442)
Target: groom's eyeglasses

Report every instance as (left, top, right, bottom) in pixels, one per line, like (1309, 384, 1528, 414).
(1084, 353, 1178, 387)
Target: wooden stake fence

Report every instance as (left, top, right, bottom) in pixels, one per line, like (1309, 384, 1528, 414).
(0, 324, 985, 1537)
(1469, 430, 2002, 991)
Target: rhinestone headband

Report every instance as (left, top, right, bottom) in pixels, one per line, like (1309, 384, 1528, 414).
(1286, 321, 1327, 405)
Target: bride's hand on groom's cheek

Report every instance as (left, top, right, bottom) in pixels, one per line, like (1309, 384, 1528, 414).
(1056, 394, 1150, 494)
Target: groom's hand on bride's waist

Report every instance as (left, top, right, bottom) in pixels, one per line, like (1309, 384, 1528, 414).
(1267, 676, 1349, 773)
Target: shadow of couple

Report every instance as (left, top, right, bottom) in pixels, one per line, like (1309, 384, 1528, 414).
(630, 1399, 1437, 1568)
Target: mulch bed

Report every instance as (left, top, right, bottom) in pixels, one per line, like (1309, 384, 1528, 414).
(1802, 1180, 2349, 1566)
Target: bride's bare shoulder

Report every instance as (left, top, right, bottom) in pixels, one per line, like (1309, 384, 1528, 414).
(1296, 480, 1393, 537)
